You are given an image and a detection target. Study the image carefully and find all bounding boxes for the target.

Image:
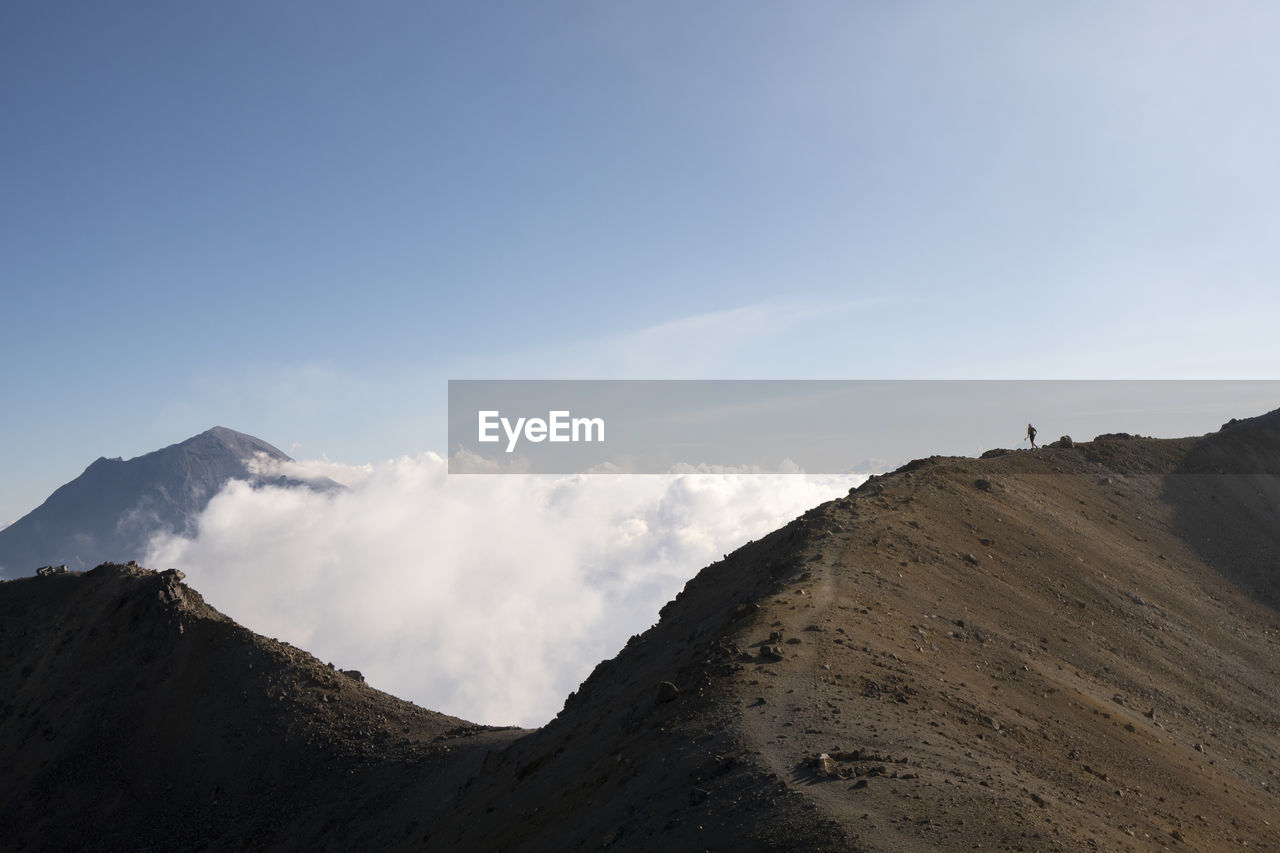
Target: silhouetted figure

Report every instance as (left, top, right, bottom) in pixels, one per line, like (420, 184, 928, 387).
(1026, 423, 1037, 448)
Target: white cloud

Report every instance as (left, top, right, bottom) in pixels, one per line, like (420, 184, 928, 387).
(245, 454, 374, 487)
(147, 454, 860, 727)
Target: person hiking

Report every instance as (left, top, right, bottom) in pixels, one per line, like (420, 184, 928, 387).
(1026, 423, 1037, 448)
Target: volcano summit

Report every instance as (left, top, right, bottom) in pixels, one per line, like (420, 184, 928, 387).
(0, 427, 340, 577)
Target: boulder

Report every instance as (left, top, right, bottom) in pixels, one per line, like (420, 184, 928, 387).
(811, 753, 838, 778)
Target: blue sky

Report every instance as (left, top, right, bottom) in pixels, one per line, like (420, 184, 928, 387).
(4, 2, 1280, 524)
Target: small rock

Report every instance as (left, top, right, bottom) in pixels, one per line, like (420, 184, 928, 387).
(812, 753, 838, 778)
(690, 787, 709, 804)
(963, 553, 981, 565)
(973, 478, 992, 491)
(657, 681, 681, 703)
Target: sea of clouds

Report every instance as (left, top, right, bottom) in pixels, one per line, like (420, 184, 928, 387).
(147, 453, 862, 727)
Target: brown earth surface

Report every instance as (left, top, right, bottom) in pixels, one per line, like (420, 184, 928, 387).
(3, 411, 1280, 851)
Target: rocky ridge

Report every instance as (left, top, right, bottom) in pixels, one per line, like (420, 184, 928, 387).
(3, 412, 1280, 850)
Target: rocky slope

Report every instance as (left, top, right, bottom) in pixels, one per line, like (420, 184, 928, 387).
(2, 413, 1279, 850)
(0, 562, 521, 851)
(431, 416, 1280, 851)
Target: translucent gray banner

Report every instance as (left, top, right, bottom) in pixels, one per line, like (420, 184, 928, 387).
(447, 380, 1279, 474)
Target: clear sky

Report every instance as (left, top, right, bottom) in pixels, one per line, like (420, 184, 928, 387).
(4, 2, 1280, 524)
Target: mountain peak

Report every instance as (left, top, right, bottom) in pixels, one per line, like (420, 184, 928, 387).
(0, 428, 332, 576)
(199, 425, 253, 442)
(168, 426, 292, 462)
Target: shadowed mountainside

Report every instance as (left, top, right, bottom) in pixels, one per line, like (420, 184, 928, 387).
(2, 414, 1279, 850)
(0, 427, 341, 577)
(0, 562, 521, 851)
(1165, 409, 1280, 610)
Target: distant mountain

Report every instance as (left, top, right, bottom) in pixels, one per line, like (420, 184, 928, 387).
(0, 427, 341, 577)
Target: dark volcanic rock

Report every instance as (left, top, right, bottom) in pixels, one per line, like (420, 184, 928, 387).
(0, 563, 519, 851)
(0, 427, 342, 577)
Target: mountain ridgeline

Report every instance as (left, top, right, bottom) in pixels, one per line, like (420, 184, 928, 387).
(0, 427, 341, 577)
(2, 413, 1279, 850)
